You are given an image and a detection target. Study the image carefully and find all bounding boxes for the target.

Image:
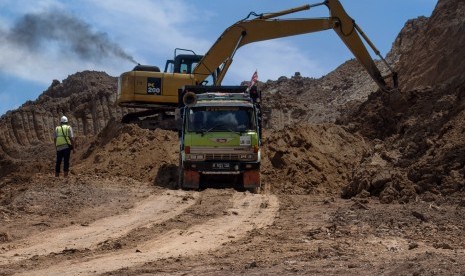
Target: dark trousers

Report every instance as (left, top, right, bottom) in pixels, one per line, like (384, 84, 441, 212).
(56, 148, 71, 174)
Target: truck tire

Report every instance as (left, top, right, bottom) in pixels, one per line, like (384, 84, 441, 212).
(249, 186, 261, 194)
(177, 170, 184, 189)
(177, 157, 184, 189)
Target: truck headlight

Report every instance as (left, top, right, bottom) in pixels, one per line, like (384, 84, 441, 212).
(240, 153, 256, 160)
(187, 154, 205, 161)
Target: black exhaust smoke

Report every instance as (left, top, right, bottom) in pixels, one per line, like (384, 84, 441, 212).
(7, 10, 138, 64)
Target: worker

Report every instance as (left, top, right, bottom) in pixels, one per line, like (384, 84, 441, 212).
(54, 115, 75, 177)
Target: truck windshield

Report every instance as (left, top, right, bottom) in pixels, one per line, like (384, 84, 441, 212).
(187, 107, 255, 133)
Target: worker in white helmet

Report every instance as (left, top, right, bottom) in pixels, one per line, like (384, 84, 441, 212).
(54, 115, 76, 177)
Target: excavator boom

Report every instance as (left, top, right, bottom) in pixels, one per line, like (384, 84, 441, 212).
(193, 19, 334, 84)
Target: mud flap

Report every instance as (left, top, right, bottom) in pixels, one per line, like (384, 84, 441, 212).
(183, 170, 200, 189)
(243, 170, 260, 188)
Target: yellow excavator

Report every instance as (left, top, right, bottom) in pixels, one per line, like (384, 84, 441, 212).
(117, 0, 397, 125)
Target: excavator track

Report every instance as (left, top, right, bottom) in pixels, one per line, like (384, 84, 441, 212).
(121, 109, 177, 130)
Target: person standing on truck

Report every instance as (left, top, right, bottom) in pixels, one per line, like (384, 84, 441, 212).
(54, 115, 75, 177)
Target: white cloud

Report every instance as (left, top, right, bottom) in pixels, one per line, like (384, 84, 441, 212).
(78, 0, 213, 62)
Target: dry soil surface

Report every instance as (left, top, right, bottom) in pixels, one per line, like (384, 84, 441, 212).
(1, 172, 464, 275)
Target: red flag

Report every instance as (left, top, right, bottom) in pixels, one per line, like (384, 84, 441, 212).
(249, 70, 258, 88)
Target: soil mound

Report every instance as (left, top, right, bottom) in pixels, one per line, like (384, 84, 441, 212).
(75, 119, 179, 185)
(262, 124, 370, 195)
(260, 59, 377, 129)
(340, 0, 465, 202)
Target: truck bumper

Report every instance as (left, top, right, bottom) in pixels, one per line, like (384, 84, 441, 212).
(183, 161, 260, 173)
(182, 161, 261, 188)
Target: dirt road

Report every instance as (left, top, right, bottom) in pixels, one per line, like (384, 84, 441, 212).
(0, 177, 279, 275)
(0, 190, 199, 266)
(1, 175, 464, 275)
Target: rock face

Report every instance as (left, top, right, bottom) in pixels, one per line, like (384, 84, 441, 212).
(0, 71, 122, 153)
(386, 17, 429, 67)
(0, 71, 127, 177)
(260, 59, 377, 130)
(391, 0, 465, 90)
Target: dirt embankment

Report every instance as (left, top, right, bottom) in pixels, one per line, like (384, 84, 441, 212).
(262, 124, 370, 195)
(338, 0, 465, 203)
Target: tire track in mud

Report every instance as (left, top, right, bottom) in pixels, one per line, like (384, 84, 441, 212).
(0, 190, 198, 266)
(19, 192, 279, 276)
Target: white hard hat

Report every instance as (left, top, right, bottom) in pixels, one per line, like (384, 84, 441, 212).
(60, 116, 68, 123)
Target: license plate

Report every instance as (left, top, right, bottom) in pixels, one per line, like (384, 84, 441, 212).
(212, 163, 230, 170)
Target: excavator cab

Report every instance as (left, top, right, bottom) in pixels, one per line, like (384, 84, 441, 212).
(164, 49, 220, 85)
(164, 54, 200, 74)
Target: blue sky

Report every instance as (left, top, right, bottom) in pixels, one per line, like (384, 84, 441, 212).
(0, 0, 437, 116)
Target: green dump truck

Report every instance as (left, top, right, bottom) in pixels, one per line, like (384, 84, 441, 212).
(177, 85, 262, 192)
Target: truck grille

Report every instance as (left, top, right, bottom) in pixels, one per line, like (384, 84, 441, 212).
(205, 153, 239, 161)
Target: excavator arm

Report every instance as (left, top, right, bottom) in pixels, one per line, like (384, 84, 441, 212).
(193, 0, 397, 92)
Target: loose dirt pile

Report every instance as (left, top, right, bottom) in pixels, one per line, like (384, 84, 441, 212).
(337, 0, 465, 203)
(262, 124, 370, 195)
(75, 119, 179, 185)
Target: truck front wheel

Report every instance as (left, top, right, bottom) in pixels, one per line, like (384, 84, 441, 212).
(243, 170, 261, 194)
(177, 169, 184, 189)
(248, 186, 261, 194)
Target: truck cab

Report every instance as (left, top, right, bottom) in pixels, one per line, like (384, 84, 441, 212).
(177, 86, 262, 192)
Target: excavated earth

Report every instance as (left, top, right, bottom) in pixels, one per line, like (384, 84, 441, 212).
(1, 0, 465, 275)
